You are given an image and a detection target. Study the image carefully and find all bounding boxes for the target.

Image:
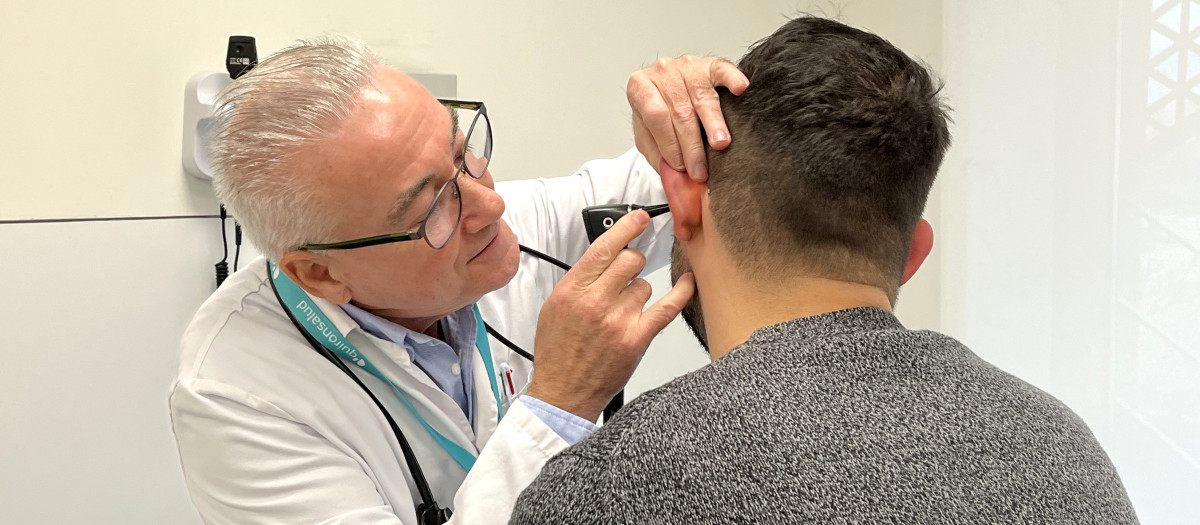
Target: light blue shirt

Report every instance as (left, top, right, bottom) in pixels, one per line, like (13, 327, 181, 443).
(519, 396, 597, 445)
(342, 303, 476, 423)
(339, 303, 597, 445)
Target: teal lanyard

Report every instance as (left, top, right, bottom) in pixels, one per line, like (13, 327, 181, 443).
(269, 262, 504, 473)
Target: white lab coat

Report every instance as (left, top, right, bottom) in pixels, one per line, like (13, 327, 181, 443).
(170, 148, 672, 525)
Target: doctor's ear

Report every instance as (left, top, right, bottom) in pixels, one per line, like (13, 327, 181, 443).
(278, 252, 353, 304)
(658, 158, 706, 241)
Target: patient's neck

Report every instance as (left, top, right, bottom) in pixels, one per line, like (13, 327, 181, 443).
(700, 270, 892, 361)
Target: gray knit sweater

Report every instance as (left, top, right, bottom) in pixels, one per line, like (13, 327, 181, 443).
(510, 307, 1138, 524)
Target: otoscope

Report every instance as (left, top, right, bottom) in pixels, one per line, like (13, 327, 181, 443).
(581, 204, 672, 243)
(578, 203, 671, 422)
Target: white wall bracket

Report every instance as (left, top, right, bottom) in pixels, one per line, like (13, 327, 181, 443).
(182, 71, 232, 180)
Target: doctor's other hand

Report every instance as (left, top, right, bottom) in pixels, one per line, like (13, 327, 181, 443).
(527, 211, 695, 422)
(627, 54, 749, 182)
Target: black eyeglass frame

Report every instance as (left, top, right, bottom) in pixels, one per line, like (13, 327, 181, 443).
(298, 99, 491, 252)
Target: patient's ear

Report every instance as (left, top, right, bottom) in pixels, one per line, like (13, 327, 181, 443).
(901, 218, 934, 285)
(658, 158, 707, 241)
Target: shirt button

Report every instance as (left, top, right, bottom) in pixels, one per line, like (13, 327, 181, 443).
(451, 363, 461, 376)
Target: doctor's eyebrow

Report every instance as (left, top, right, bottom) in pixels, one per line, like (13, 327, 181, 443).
(386, 172, 436, 228)
(448, 106, 460, 156)
(384, 107, 461, 228)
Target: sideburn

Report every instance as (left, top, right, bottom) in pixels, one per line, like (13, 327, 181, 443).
(670, 239, 709, 354)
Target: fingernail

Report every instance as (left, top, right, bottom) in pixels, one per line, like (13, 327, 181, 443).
(713, 130, 729, 144)
(672, 154, 685, 171)
(692, 163, 708, 181)
(633, 210, 649, 225)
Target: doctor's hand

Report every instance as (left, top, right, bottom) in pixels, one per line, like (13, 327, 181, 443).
(627, 54, 749, 182)
(527, 210, 695, 423)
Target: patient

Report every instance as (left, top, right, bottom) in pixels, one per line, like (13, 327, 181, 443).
(510, 16, 1139, 524)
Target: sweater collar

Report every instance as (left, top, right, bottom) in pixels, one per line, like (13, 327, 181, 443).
(743, 307, 904, 348)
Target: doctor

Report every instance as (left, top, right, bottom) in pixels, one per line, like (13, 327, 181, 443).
(169, 35, 747, 524)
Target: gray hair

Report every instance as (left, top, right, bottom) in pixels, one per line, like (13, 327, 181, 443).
(210, 34, 382, 261)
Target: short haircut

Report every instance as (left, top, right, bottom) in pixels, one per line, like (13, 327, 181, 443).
(210, 35, 381, 261)
(706, 17, 951, 299)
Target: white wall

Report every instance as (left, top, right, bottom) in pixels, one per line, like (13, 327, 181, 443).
(940, 0, 1200, 521)
(0, 1, 943, 522)
(0, 1, 789, 220)
(0, 218, 261, 523)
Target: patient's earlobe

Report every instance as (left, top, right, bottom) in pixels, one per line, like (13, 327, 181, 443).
(658, 158, 707, 241)
(901, 218, 934, 285)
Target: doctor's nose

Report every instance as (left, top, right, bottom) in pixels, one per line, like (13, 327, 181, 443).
(457, 172, 506, 235)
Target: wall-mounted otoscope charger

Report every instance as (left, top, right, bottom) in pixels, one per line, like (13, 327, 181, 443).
(182, 36, 258, 180)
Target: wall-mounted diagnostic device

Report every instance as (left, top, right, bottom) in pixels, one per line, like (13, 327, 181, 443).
(182, 36, 257, 180)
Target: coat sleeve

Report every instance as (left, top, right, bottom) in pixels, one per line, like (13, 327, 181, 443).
(496, 148, 674, 276)
(173, 379, 573, 525)
(448, 399, 572, 524)
(170, 379, 408, 525)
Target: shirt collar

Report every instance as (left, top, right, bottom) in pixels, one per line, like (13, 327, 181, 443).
(339, 302, 479, 362)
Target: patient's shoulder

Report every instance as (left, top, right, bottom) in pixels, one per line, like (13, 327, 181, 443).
(560, 352, 742, 465)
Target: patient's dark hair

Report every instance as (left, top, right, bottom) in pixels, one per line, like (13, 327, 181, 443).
(707, 17, 950, 298)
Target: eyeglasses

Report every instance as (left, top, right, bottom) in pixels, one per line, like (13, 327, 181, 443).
(299, 99, 492, 252)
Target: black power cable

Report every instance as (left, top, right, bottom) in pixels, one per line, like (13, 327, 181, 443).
(483, 321, 535, 362)
(233, 222, 243, 271)
(213, 36, 258, 289)
(215, 205, 230, 287)
(519, 244, 571, 271)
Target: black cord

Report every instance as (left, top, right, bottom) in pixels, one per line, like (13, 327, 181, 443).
(635, 203, 671, 218)
(322, 345, 444, 515)
(219, 207, 229, 260)
(519, 244, 571, 272)
(215, 205, 230, 287)
(484, 244, 574, 363)
(484, 322, 535, 362)
(233, 222, 243, 271)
